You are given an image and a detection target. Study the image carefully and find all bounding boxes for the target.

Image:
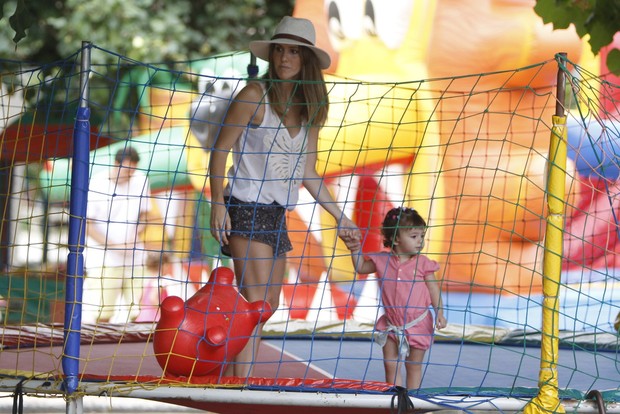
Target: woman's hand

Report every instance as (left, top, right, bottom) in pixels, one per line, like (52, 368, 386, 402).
(210, 201, 231, 246)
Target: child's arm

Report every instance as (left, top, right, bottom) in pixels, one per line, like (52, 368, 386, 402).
(426, 273, 447, 329)
(344, 238, 377, 275)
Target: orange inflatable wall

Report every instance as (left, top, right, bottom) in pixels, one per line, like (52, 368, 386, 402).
(293, 0, 584, 294)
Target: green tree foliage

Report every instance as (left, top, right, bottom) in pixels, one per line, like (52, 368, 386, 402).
(535, 0, 620, 74)
(0, 0, 293, 63)
(0, 0, 293, 137)
(3, 1, 618, 74)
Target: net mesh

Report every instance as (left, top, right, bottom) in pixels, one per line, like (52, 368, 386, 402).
(0, 46, 618, 411)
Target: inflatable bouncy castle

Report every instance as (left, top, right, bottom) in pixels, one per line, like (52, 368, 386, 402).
(34, 0, 619, 322)
(250, 0, 620, 326)
(290, 0, 614, 295)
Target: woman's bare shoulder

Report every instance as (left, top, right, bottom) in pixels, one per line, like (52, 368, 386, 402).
(228, 81, 266, 125)
(235, 81, 266, 103)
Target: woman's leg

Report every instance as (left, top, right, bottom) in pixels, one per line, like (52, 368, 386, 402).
(405, 348, 426, 389)
(227, 235, 286, 378)
(382, 337, 402, 387)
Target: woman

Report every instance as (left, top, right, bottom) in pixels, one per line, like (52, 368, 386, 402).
(209, 16, 360, 378)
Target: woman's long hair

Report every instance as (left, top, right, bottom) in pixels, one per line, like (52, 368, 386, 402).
(263, 45, 329, 127)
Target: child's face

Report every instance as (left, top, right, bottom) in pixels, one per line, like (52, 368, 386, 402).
(393, 227, 426, 256)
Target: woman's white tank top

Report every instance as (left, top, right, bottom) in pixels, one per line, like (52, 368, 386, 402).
(224, 89, 308, 209)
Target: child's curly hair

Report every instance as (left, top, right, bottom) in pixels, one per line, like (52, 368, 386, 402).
(381, 207, 426, 248)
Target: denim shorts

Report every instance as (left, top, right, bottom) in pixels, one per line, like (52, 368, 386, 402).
(221, 196, 293, 258)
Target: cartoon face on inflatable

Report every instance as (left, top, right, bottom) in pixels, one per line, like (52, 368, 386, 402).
(153, 267, 273, 376)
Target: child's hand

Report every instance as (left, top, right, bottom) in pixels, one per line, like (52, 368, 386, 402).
(435, 313, 447, 330)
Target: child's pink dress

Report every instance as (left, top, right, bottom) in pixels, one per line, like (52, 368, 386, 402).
(368, 253, 440, 355)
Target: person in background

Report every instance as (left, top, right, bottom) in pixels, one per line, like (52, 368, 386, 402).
(344, 207, 447, 389)
(209, 16, 360, 378)
(83, 146, 151, 324)
(135, 252, 172, 322)
(135, 251, 200, 322)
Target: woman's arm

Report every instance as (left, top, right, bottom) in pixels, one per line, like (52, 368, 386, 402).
(302, 127, 360, 243)
(208, 83, 263, 245)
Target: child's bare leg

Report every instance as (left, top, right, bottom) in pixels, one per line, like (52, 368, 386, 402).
(405, 348, 426, 389)
(382, 338, 402, 387)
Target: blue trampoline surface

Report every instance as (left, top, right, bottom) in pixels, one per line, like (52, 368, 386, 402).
(263, 338, 620, 393)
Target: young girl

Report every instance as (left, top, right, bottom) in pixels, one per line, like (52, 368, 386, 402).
(345, 207, 447, 389)
(209, 16, 359, 378)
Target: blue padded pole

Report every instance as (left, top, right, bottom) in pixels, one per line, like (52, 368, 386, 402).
(63, 41, 91, 396)
(247, 53, 258, 78)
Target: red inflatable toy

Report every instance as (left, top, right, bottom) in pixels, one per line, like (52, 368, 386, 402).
(153, 267, 273, 376)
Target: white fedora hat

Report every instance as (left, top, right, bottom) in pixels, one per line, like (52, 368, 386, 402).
(249, 16, 331, 69)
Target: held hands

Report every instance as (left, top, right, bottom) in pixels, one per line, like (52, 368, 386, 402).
(210, 202, 231, 246)
(337, 216, 362, 251)
(343, 236, 362, 252)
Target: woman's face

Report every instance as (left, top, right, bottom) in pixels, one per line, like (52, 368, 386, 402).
(272, 44, 302, 80)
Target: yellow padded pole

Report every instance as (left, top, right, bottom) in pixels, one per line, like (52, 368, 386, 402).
(523, 115, 567, 414)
